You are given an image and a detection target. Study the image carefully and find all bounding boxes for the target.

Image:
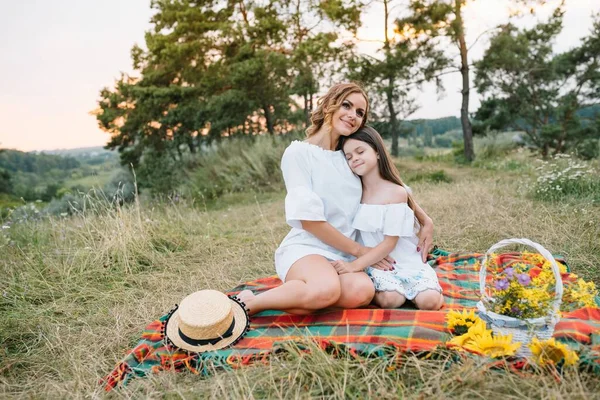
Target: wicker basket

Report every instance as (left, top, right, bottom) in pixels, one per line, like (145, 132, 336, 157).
(476, 238, 563, 357)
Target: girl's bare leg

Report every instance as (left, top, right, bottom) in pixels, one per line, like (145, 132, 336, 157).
(373, 291, 406, 309)
(413, 290, 444, 310)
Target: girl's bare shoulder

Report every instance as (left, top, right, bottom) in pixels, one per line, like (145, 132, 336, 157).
(381, 182, 408, 204)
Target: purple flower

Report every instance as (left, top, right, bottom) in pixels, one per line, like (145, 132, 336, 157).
(504, 267, 515, 279)
(517, 274, 531, 286)
(495, 278, 509, 290)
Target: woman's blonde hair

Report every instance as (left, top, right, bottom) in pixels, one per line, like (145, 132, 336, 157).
(306, 83, 369, 138)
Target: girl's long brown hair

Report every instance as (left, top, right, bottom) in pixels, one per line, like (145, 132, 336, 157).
(306, 83, 369, 138)
(337, 125, 416, 212)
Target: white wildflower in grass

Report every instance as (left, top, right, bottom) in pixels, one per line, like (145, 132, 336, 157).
(531, 155, 600, 202)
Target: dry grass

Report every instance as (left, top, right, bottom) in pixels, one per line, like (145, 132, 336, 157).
(1, 157, 599, 399)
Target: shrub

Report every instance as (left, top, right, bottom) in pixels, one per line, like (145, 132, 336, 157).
(574, 139, 600, 160)
(531, 154, 600, 203)
(404, 169, 453, 184)
(397, 146, 426, 159)
(184, 132, 302, 199)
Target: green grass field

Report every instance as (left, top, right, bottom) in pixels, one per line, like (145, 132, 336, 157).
(1, 154, 599, 398)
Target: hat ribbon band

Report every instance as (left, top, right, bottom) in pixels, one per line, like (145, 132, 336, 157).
(178, 319, 235, 346)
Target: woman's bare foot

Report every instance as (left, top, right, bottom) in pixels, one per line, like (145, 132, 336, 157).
(235, 290, 257, 314)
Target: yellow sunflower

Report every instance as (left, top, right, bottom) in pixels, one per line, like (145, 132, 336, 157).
(529, 338, 579, 367)
(446, 319, 490, 354)
(446, 309, 482, 335)
(470, 333, 521, 358)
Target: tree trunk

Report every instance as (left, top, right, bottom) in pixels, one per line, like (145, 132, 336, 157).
(263, 105, 274, 135)
(383, 0, 399, 157)
(386, 81, 399, 157)
(304, 93, 310, 127)
(455, 1, 474, 162)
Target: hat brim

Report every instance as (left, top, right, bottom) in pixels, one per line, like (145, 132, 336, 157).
(165, 295, 249, 353)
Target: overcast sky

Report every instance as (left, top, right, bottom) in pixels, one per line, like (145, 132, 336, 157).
(0, 0, 598, 151)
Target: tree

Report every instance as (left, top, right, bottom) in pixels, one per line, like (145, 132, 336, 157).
(96, 0, 363, 192)
(474, 5, 600, 157)
(0, 147, 11, 195)
(399, 0, 550, 162)
(398, 0, 475, 161)
(349, 0, 448, 156)
(0, 169, 11, 195)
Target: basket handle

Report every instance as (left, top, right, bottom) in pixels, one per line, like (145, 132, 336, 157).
(479, 238, 563, 317)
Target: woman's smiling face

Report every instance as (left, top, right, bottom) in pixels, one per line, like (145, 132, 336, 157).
(330, 92, 367, 137)
(343, 138, 378, 176)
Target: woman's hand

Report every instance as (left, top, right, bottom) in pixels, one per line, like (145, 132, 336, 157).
(417, 219, 434, 263)
(331, 260, 362, 275)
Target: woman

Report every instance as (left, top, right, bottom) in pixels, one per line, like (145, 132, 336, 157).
(237, 83, 434, 315)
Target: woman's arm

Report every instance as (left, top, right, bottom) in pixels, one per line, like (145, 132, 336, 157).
(301, 220, 362, 257)
(411, 199, 434, 262)
(412, 200, 433, 228)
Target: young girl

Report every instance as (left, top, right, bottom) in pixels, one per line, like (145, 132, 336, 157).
(331, 126, 444, 310)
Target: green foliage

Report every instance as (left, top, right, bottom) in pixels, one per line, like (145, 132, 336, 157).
(474, 6, 600, 157)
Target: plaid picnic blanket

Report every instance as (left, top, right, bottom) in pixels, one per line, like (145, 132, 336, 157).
(102, 249, 600, 391)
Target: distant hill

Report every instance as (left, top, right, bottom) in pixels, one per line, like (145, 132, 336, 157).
(37, 146, 117, 159)
(371, 116, 462, 138)
(0, 149, 80, 173)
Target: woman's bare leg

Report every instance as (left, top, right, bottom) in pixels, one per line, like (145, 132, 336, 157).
(250, 272, 375, 315)
(236, 255, 341, 315)
(333, 272, 375, 308)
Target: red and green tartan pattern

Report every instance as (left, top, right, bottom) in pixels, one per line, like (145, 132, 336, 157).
(102, 249, 600, 391)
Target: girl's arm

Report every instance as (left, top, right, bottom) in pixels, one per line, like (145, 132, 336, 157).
(302, 221, 396, 269)
(347, 235, 399, 272)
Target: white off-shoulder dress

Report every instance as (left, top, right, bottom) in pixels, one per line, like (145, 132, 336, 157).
(275, 141, 362, 282)
(352, 203, 442, 300)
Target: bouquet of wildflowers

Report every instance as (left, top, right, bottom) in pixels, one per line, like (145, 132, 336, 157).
(476, 238, 596, 356)
(484, 252, 598, 318)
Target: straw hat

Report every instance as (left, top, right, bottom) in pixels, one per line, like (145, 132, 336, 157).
(165, 290, 250, 352)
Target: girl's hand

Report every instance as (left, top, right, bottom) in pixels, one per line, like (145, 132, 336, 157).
(331, 260, 361, 275)
(357, 246, 395, 270)
(417, 220, 434, 263)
